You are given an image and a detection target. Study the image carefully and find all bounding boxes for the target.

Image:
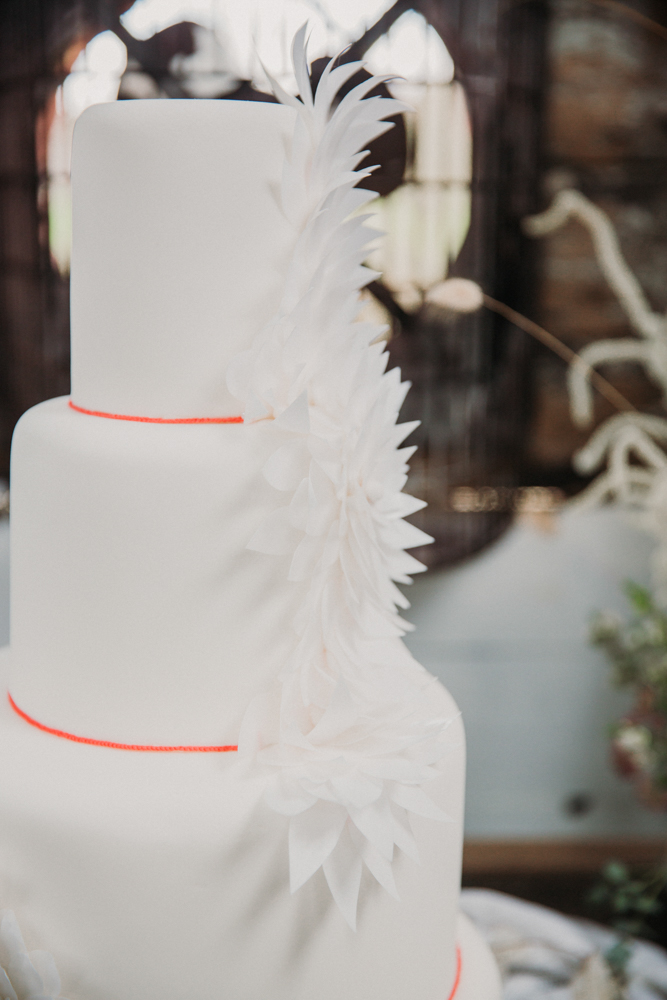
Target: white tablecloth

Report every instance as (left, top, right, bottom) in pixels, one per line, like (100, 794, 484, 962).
(461, 889, 667, 1000)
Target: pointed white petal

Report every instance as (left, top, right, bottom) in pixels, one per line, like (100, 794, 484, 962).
(275, 391, 310, 433)
(27, 951, 61, 998)
(322, 824, 363, 930)
(247, 507, 301, 555)
(390, 784, 447, 821)
(263, 442, 309, 491)
(289, 802, 348, 892)
(360, 840, 400, 900)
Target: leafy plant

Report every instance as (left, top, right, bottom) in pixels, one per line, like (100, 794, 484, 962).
(589, 861, 666, 941)
(592, 583, 667, 803)
(589, 588, 667, 965)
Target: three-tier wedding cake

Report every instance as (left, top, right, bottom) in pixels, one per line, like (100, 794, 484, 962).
(0, 32, 500, 1000)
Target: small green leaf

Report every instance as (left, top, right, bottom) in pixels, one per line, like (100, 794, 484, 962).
(604, 861, 629, 883)
(636, 897, 661, 914)
(605, 938, 634, 978)
(625, 581, 653, 615)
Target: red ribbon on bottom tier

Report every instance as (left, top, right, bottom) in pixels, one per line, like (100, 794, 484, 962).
(448, 946, 462, 1000)
(7, 692, 238, 752)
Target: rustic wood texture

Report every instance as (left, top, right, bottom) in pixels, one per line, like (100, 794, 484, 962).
(370, 0, 551, 567)
(463, 836, 667, 874)
(525, 0, 667, 486)
(0, 0, 550, 538)
(0, 1, 73, 475)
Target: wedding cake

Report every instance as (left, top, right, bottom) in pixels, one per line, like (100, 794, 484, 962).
(0, 32, 500, 1000)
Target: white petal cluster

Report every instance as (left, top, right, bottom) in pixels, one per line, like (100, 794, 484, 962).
(0, 912, 62, 1000)
(227, 27, 453, 927)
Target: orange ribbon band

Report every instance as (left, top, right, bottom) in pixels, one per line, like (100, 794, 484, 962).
(7, 692, 238, 753)
(448, 947, 462, 1000)
(68, 400, 243, 424)
(7, 689, 464, 988)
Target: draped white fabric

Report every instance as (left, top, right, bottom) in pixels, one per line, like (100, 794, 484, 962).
(461, 889, 667, 1000)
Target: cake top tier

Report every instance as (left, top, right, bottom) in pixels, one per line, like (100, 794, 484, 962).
(70, 100, 296, 419)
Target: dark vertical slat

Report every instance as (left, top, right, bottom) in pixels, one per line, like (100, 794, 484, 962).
(0, 0, 125, 476)
(0, 0, 51, 473)
(0, 0, 550, 540)
(385, 0, 551, 567)
(0, 1, 69, 474)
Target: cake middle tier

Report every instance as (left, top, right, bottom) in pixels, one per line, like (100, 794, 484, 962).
(9, 397, 306, 744)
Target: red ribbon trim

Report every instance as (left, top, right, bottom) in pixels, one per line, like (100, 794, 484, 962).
(5, 697, 466, 975)
(68, 400, 243, 424)
(7, 692, 238, 753)
(448, 947, 462, 1000)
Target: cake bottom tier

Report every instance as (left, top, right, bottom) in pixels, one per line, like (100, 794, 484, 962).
(0, 649, 473, 1000)
(457, 913, 502, 1000)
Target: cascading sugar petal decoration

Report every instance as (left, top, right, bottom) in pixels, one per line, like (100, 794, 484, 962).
(0, 911, 63, 1000)
(228, 26, 453, 929)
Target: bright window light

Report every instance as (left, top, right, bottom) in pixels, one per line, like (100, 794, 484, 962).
(121, 0, 395, 89)
(63, 31, 127, 119)
(120, 0, 216, 40)
(320, 0, 394, 35)
(364, 10, 454, 85)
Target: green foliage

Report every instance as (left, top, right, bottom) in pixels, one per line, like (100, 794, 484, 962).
(589, 860, 667, 982)
(626, 582, 655, 617)
(604, 938, 634, 983)
(591, 583, 667, 708)
(591, 582, 667, 793)
(589, 585, 667, 969)
(589, 861, 665, 938)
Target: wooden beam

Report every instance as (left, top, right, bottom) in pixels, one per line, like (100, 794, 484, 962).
(463, 838, 667, 875)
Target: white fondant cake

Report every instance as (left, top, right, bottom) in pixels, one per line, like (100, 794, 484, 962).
(0, 37, 500, 1000)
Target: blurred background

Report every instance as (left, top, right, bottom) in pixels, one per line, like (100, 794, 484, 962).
(3, 0, 667, 949)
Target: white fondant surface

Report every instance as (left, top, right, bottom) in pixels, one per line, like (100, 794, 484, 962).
(70, 100, 296, 418)
(0, 95, 495, 999)
(0, 648, 466, 1000)
(456, 913, 502, 1000)
(10, 397, 309, 745)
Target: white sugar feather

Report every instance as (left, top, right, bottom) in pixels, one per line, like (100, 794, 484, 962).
(227, 27, 451, 929)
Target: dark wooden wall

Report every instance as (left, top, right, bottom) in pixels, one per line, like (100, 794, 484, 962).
(0, 1, 123, 476)
(0, 0, 197, 479)
(0, 0, 73, 475)
(526, 0, 667, 487)
(363, 1, 551, 566)
(0, 0, 551, 575)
